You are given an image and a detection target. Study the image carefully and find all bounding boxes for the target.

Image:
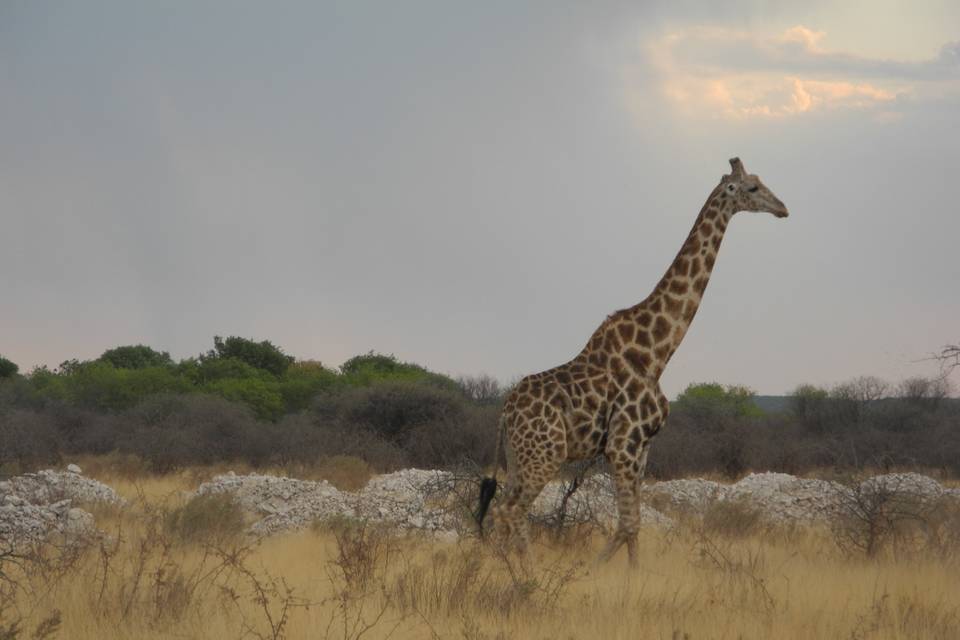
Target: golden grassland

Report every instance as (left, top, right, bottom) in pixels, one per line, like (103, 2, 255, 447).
(3, 466, 960, 640)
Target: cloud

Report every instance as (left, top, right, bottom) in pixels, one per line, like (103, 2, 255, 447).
(637, 25, 959, 120)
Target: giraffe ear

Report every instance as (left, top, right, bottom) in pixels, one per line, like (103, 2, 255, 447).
(728, 157, 746, 179)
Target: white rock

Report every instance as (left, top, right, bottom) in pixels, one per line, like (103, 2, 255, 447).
(860, 473, 944, 500)
(64, 508, 94, 536)
(189, 468, 959, 540)
(0, 468, 126, 546)
(66, 464, 82, 475)
(721, 473, 848, 524)
(0, 469, 124, 507)
(639, 478, 727, 512)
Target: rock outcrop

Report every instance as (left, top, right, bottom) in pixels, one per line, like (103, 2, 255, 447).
(0, 467, 120, 544)
(4, 465, 958, 545)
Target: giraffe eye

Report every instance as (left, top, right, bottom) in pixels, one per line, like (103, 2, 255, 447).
(747, 185, 759, 193)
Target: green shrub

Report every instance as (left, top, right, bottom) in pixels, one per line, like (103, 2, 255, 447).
(195, 357, 267, 383)
(99, 345, 173, 369)
(674, 382, 762, 420)
(203, 335, 294, 377)
(0, 355, 18, 379)
(339, 352, 459, 390)
(279, 361, 341, 412)
(25, 366, 70, 403)
(61, 361, 191, 411)
(165, 493, 245, 544)
(203, 377, 285, 421)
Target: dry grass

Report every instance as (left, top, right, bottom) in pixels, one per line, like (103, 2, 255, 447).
(4, 472, 960, 640)
(69, 453, 375, 494)
(313, 456, 375, 491)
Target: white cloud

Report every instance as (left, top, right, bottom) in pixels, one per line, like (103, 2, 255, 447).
(635, 25, 958, 120)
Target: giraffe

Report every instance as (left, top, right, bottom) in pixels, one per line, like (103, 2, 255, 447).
(476, 158, 788, 566)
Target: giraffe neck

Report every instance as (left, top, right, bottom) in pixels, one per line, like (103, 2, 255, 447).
(630, 186, 736, 378)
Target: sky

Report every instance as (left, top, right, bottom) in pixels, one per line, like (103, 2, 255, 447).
(1, 1, 959, 397)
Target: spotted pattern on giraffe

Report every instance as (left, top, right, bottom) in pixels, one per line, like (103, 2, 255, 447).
(483, 158, 789, 565)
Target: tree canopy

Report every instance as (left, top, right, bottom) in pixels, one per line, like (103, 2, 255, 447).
(673, 382, 762, 419)
(339, 352, 459, 390)
(0, 355, 18, 379)
(2, 342, 460, 421)
(99, 345, 173, 369)
(203, 336, 295, 377)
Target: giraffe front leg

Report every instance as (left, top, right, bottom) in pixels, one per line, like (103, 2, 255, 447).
(598, 453, 643, 567)
(623, 440, 655, 564)
(599, 410, 659, 567)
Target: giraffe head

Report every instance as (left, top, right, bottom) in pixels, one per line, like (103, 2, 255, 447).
(722, 157, 789, 218)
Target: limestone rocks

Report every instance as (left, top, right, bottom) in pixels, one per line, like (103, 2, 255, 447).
(720, 472, 848, 524)
(640, 471, 958, 527)
(2, 465, 958, 546)
(194, 468, 960, 538)
(533, 474, 674, 531)
(356, 468, 461, 533)
(0, 469, 125, 508)
(201, 472, 354, 536)
(639, 478, 726, 513)
(195, 469, 676, 539)
(859, 472, 945, 501)
(195, 469, 463, 537)
(0, 466, 119, 545)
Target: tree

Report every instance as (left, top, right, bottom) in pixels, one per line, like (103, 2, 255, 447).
(203, 336, 295, 377)
(25, 366, 69, 402)
(279, 360, 340, 412)
(790, 384, 829, 416)
(789, 383, 831, 432)
(934, 343, 959, 376)
(99, 345, 173, 369)
(317, 380, 467, 441)
(0, 356, 17, 379)
(339, 351, 459, 390)
(57, 359, 85, 375)
(831, 376, 890, 424)
(897, 376, 950, 408)
(66, 361, 191, 411)
(196, 357, 268, 383)
(203, 377, 285, 422)
(457, 373, 504, 405)
(845, 376, 890, 403)
(673, 382, 762, 420)
(340, 352, 412, 376)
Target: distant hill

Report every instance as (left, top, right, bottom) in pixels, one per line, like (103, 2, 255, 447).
(752, 395, 791, 414)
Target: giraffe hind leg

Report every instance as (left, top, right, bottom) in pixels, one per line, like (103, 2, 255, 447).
(491, 433, 527, 552)
(493, 418, 564, 555)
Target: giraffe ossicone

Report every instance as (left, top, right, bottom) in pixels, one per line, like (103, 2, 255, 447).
(476, 157, 789, 566)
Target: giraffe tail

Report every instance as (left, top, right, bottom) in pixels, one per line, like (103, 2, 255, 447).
(475, 415, 506, 536)
(475, 477, 497, 535)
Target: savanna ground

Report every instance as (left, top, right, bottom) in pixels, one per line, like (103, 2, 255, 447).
(4, 458, 960, 640)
